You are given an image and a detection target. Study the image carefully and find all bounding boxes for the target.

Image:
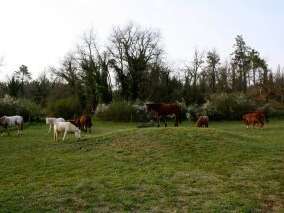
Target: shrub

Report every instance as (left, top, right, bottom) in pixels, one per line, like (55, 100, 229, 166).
(96, 101, 146, 122)
(186, 104, 203, 121)
(202, 93, 257, 120)
(0, 95, 42, 121)
(46, 97, 81, 119)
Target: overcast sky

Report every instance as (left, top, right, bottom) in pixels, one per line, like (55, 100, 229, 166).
(0, 0, 283, 80)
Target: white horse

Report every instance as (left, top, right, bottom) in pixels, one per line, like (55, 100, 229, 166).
(53, 121, 81, 142)
(0, 115, 24, 136)
(46, 117, 65, 133)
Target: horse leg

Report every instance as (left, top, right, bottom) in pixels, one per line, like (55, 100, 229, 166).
(48, 124, 51, 133)
(21, 123, 23, 135)
(174, 115, 178, 127)
(17, 125, 20, 136)
(157, 115, 160, 127)
(63, 130, 67, 141)
(6, 126, 9, 136)
(54, 130, 57, 142)
(260, 120, 264, 128)
(245, 120, 249, 128)
(164, 117, 167, 127)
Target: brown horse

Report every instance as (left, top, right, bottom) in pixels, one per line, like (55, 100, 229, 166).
(242, 111, 265, 128)
(196, 116, 209, 128)
(146, 103, 181, 127)
(70, 115, 92, 132)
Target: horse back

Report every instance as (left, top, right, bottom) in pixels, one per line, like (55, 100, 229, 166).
(158, 103, 181, 115)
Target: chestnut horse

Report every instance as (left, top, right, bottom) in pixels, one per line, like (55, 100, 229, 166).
(242, 111, 265, 128)
(70, 115, 92, 132)
(146, 103, 181, 127)
(196, 116, 209, 128)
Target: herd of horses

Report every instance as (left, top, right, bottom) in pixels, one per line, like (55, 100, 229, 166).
(0, 102, 268, 140)
(46, 115, 92, 141)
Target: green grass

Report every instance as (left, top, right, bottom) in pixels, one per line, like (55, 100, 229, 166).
(0, 120, 283, 212)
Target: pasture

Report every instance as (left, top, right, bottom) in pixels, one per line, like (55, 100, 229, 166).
(0, 120, 283, 212)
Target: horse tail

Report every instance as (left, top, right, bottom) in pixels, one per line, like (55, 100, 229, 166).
(265, 112, 269, 123)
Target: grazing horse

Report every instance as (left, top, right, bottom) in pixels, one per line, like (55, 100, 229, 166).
(53, 121, 81, 141)
(70, 115, 92, 132)
(196, 116, 209, 128)
(46, 117, 65, 133)
(242, 111, 265, 128)
(0, 115, 24, 136)
(146, 103, 181, 127)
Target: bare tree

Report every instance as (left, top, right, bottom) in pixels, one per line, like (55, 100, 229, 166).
(185, 49, 204, 89)
(52, 52, 80, 95)
(108, 23, 163, 101)
(77, 30, 113, 110)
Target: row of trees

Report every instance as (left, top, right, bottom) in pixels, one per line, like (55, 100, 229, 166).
(1, 23, 284, 114)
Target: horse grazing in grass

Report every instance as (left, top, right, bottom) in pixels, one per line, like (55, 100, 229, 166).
(146, 103, 181, 127)
(0, 115, 24, 136)
(53, 121, 81, 141)
(46, 117, 65, 133)
(242, 111, 265, 128)
(69, 115, 92, 132)
(196, 116, 209, 128)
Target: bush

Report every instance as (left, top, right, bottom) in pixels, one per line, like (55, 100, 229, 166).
(187, 104, 204, 121)
(96, 101, 146, 122)
(202, 93, 257, 120)
(46, 97, 81, 119)
(0, 95, 42, 121)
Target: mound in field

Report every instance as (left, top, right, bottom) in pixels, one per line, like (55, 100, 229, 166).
(0, 126, 283, 212)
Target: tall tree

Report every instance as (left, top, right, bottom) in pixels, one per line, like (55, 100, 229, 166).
(54, 53, 80, 95)
(184, 49, 204, 103)
(206, 49, 220, 93)
(231, 35, 251, 92)
(108, 23, 163, 101)
(14, 65, 31, 96)
(77, 30, 113, 111)
(96, 51, 113, 104)
(32, 72, 51, 106)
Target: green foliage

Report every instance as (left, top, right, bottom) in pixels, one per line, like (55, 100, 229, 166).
(202, 93, 256, 120)
(187, 104, 205, 121)
(0, 95, 42, 121)
(96, 101, 146, 122)
(46, 97, 81, 119)
(7, 76, 21, 97)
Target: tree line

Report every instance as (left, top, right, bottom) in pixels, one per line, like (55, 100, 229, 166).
(1, 23, 284, 114)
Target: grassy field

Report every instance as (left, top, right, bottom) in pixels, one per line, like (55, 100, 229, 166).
(0, 120, 283, 212)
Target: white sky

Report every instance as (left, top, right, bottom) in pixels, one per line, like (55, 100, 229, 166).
(0, 0, 283, 80)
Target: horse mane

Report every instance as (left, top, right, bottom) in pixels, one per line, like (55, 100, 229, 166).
(68, 119, 79, 127)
